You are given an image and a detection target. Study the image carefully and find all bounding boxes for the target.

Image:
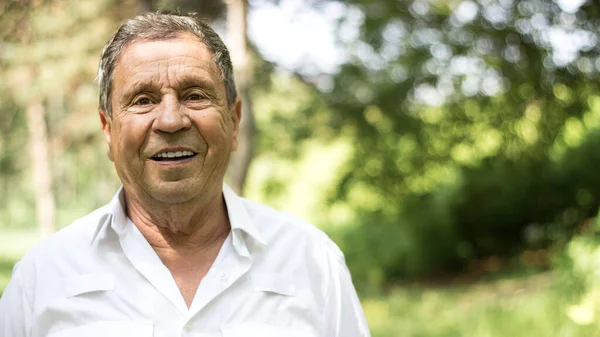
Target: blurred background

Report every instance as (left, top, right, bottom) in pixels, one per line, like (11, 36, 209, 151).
(2, 0, 600, 335)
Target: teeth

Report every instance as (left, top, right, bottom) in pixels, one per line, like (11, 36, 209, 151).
(154, 151, 195, 159)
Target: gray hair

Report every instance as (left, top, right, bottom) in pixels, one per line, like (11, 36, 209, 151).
(97, 11, 237, 117)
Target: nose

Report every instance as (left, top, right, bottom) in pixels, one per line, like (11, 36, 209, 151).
(153, 96, 192, 133)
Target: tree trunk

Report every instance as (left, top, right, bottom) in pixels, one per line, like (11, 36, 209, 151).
(226, 0, 255, 196)
(25, 102, 55, 237)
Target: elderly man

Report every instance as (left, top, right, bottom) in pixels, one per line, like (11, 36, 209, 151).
(0, 11, 370, 337)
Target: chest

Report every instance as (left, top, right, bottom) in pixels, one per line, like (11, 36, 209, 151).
(30, 238, 324, 337)
(171, 266, 210, 308)
(32, 268, 320, 337)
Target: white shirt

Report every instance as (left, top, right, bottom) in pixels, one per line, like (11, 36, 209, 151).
(0, 185, 370, 337)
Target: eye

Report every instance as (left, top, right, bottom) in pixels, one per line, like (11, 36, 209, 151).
(186, 93, 202, 101)
(134, 97, 152, 105)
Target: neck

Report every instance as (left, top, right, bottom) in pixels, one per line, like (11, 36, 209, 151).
(123, 187, 231, 308)
(124, 187, 231, 254)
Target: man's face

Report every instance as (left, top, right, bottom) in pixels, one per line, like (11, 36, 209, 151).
(100, 33, 240, 204)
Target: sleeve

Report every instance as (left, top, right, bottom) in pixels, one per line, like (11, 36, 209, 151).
(0, 262, 33, 337)
(321, 240, 371, 337)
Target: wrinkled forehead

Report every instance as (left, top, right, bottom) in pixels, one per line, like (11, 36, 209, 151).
(120, 32, 219, 70)
(113, 33, 223, 88)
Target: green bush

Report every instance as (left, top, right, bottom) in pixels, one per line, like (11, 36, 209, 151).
(338, 131, 600, 290)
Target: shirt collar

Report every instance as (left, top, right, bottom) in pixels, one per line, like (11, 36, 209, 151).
(89, 186, 125, 245)
(91, 184, 266, 250)
(222, 183, 266, 252)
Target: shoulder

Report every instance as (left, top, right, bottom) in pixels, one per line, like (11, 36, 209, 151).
(8, 204, 113, 314)
(18, 204, 110, 268)
(241, 197, 342, 257)
(239, 198, 349, 307)
(239, 197, 346, 292)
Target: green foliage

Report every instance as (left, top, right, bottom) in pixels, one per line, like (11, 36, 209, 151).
(294, 0, 600, 284)
(337, 126, 600, 290)
(325, 0, 600, 199)
(331, 188, 462, 293)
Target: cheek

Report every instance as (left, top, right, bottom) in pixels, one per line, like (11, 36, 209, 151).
(113, 116, 151, 155)
(206, 123, 231, 150)
(193, 111, 229, 145)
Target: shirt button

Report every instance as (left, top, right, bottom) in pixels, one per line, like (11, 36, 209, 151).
(184, 324, 192, 332)
(220, 272, 228, 281)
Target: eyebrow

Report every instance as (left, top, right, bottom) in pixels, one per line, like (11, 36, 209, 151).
(175, 76, 216, 91)
(120, 76, 221, 105)
(120, 81, 157, 106)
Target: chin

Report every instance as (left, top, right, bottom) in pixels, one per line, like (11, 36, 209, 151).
(146, 182, 202, 204)
(152, 192, 196, 204)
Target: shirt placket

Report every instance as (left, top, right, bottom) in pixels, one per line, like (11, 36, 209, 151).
(118, 219, 189, 315)
(182, 235, 251, 335)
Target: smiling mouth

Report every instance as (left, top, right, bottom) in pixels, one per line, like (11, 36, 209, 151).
(151, 150, 197, 162)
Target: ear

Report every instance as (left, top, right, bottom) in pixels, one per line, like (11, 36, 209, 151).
(231, 97, 242, 152)
(99, 110, 114, 162)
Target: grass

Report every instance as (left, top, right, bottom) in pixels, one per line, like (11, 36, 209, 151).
(0, 229, 596, 336)
(363, 271, 599, 337)
(0, 228, 40, 296)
